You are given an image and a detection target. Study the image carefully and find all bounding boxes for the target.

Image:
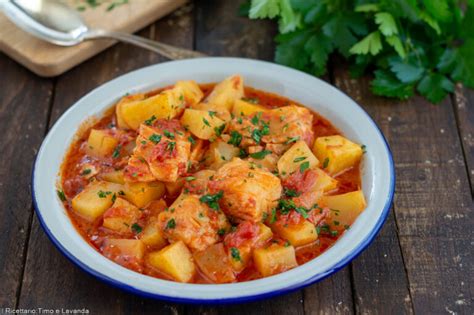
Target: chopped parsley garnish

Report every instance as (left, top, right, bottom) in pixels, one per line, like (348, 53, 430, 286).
(57, 189, 66, 202)
(112, 145, 121, 159)
(165, 218, 176, 229)
(199, 191, 223, 210)
(208, 111, 217, 118)
(230, 247, 241, 261)
(228, 131, 242, 147)
(251, 112, 262, 125)
(293, 156, 307, 162)
(361, 144, 367, 154)
(131, 223, 142, 234)
(166, 141, 176, 152)
(163, 130, 175, 139)
(277, 199, 309, 219)
(251, 129, 262, 144)
(239, 148, 248, 158)
(237, 117, 243, 124)
(284, 188, 300, 197)
(300, 161, 310, 173)
(333, 221, 340, 226)
(330, 230, 339, 237)
(81, 169, 92, 176)
(249, 150, 272, 160)
(261, 121, 270, 135)
(144, 115, 156, 126)
(214, 124, 226, 137)
(285, 136, 300, 144)
(242, 97, 259, 104)
(202, 118, 211, 127)
(217, 228, 226, 236)
(284, 241, 291, 247)
(111, 193, 117, 203)
(141, 140, 147, 145)
(97, 190, 112, 198)
(149, 134, 162, 144)
(322, 158, 329, 169)
(188, 136, 196, 145)
(185, 176, 196, 181)
(118, 190, 125, 196)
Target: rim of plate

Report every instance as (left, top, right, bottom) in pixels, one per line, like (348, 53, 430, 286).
(32, 57, 395, 304)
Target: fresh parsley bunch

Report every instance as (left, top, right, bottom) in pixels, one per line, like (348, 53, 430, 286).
(245, 0, 474, 103)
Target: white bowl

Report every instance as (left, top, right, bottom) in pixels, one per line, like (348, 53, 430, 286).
(32, 57, 395, 304)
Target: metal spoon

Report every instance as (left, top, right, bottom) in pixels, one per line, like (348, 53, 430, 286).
(0, 0, 206, 59)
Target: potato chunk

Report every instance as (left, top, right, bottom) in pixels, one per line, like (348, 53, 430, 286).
(313, 135, 363, 175)
(312, 168, 338, 192)
(203, 139, 240, 169)
(100, 170, 125, 184)
(203, 74, 244, 111)
(71, 181, 122, 222)
(119, 89, 184, 130)
(123, 181, 165, 208)
(103, 197, 142, 233)
(102, 239, 146, 271)
(86, 129, 119, 158)
(271, 220, 317, 246)
(232, 99, 267, 117)
(193, 243, 236, 283)
(278, 140, 319, 177)
(320, 190, 366, 228)
(115, 93, 146, 129)
(174, 80, 204, 106)
(140, 217, 168, 249)
(180, 109, 225, 140)
(209, 158, 282, 222)
(147, 241, 196, 282)
(253, 244, 298, 277)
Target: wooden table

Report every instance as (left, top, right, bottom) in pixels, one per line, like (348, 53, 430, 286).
(1, 1, 472, 314)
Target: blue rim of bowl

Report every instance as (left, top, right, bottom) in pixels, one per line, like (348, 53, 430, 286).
(31, 61, 395, 305)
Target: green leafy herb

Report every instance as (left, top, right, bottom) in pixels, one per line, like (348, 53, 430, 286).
(285, 136, 300, 144)
(199, 191, 224, 210)
(208, 111, 217, 118)
(230, 247, 241, 261)
(81, 169, 92, 176)
(188, 136, 196, 145)
(166, 141, 176, 153)
(269, 208, 277, 224)
(131, 223, 142, 234)
(163, 130, 175, 139)
(144, 115, 156, 126)
(322, 157, 329, 169)
(214, 124, 226, 137)
(57, 189, 66, 202)
(228, 131, 243, 147)
(185, 176, 196, 182)
(97, 190, 112, 198)
(149, 134, 162, 144)
(217, 228, 226, 236)
(299, 161, 310, 173)
(112, 145, 121, 159)
(251, 129, 262, 144)
(166, 218, 176, 229)
(251, 112, 262, 125)
(284, 188, 300, 197)
(245, 0, 474, 104)
(293, 156, 306, 163)
(203, 118, 211, 127)
(249, 150, 272, 160)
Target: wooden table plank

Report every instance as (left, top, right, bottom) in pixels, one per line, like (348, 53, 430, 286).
(453, 85, 474, 195)
(331, 67, 415, 314)
(17, 5, 194, 313)
(0, 54, 53, 307)
(333, 66, 473, 314)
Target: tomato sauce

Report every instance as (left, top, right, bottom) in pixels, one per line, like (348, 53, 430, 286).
(59, 84, 362, 283)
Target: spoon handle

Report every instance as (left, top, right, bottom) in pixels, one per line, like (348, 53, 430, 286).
(85, 29, 207, 59)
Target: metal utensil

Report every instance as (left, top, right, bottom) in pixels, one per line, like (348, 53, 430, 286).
(0, 0, 206, 59)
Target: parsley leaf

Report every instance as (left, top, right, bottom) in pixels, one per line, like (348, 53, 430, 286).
(249, 150, 272, 159)
(199, 191, 224, 210)
(417, 73, 454, 103)
(149, 134, 162, 144)
(131, 223, 142, 234)
(228, 131, 242, 147)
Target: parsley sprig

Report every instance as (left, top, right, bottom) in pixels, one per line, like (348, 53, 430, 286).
(244, 0, 474, 104)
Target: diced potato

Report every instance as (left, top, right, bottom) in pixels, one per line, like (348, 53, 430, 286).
(312, 168, 338, 192)
(271, 220, 317, 247)
(313, 135, 363, 175)
(147, 241, 196, 282)
(165, 178, 185, 197)
(115, 93, 146, 129)
(278, 140, 319, 177)
(123, 181, 165, 208)
(256, 223, 273, 246)
(103, 197, 141, 233)
(232, 99, 267, 117)
(228, 246, 252, 272)
(86, 129, 119, 158)
(180, 108, 225, 140)
(205, 74, 244, 111)
(320, 190, 366, 229)
(175, 80, 204, 106)
(193, 243, 236, 283)
(253, 244, 298, 277)
(103, 239, 145, 260)
(100, 170, 125, 185)
(119, 90, 183, 130)
(71, 181, 122, 222)
(204, 139, 240, 169)
(140, 218, 168, 249)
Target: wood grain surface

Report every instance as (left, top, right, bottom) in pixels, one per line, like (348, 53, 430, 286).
(0, 0, 472, 314)
(0, 0, 186, 77)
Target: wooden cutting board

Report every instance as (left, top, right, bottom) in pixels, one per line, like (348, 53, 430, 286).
(0, 0, 187, 77)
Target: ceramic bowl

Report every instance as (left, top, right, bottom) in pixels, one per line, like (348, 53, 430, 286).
(32, 57, 395, 303)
